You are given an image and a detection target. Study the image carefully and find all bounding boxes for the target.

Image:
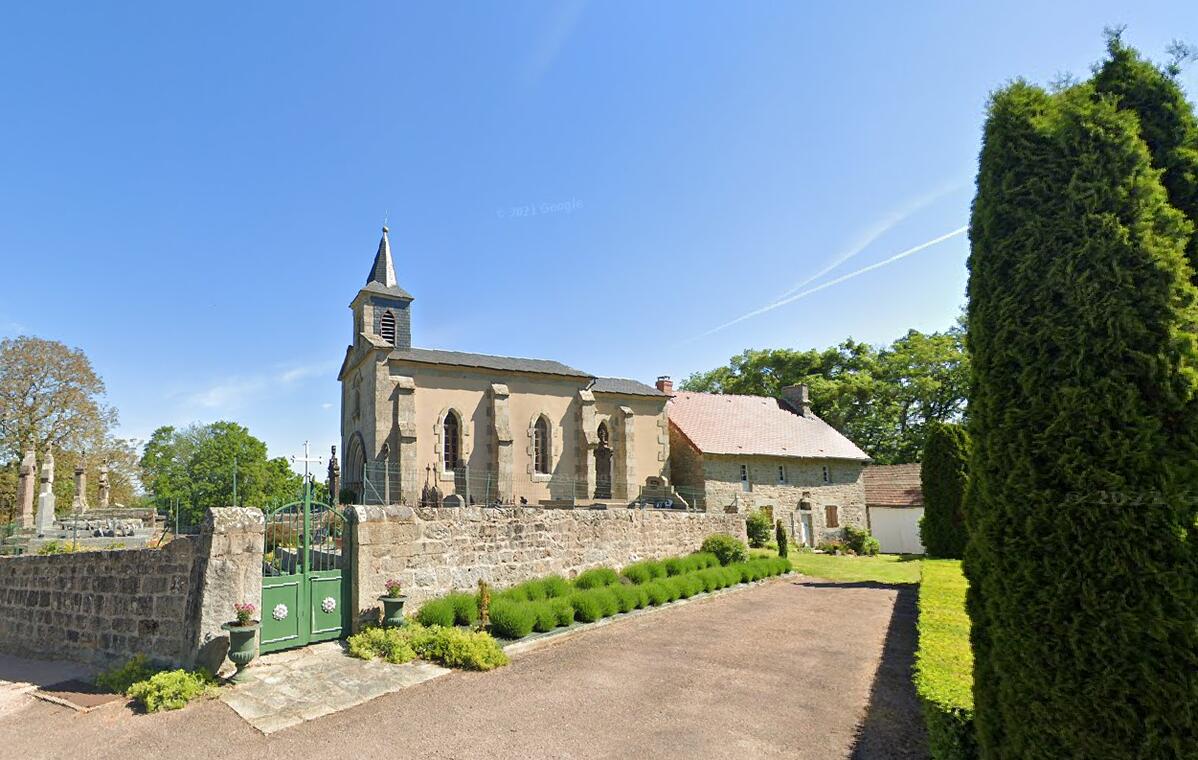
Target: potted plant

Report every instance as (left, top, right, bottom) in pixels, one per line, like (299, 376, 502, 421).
(378, 579, 407, 628)
(220, 602, 259, 682)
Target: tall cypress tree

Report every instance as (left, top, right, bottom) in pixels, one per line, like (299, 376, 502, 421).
(920, 422, 970, 559)
(967, 69, 1198, 760)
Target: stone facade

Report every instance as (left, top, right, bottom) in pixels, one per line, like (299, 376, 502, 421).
(669, 420, 866, 545)
(0, 507, 264, 669)
(348, 505, 746, 623)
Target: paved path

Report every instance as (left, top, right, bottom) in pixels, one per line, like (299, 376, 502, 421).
(0, 578, 926, 759)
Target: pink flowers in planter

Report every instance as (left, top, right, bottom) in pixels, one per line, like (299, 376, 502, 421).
(233, 602, 257, 626)
(384, 579, 403, 598)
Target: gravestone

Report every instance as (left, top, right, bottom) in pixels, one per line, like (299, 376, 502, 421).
(35, 449, 57, 535)
(16, 449, 35, 529)
(97, 460, 110, 509)
(73, 464, 88, 512)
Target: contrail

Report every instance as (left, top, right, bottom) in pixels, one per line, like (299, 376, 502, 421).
(772, 182, 962, 303)
(688, 225, 968, 341)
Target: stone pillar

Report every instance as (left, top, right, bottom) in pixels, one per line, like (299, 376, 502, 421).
(394, 375, 419, 505)
(97, 460, 111, 508)
(191, 507, 265, 674)
(73, 464, 88, 512)
(618, 405, 636, 500)
(577, 389, 598, 501)
(35, 449, 56, 535)
(16, 449, 35, 529)
(491, 383, 513, 504)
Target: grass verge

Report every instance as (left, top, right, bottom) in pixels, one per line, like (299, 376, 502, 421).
(913, 559, 976, 759)
(788, 552, 922, 584)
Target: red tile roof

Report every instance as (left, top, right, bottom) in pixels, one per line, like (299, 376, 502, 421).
(667, 392, 870, 461)
(863, 463, 923, 507)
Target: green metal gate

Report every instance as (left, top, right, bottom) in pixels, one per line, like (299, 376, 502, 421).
(260, 484, 350, 654)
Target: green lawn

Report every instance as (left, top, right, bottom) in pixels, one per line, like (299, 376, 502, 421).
(913, 559, 975, 758)
(787, 551, 923, 584)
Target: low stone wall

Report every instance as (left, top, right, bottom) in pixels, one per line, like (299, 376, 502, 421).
(349, 505, 746, 624)
(0, 507, 264, 670)
(0, 538, 201, 666)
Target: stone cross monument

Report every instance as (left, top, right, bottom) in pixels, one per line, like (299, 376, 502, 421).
(35, 448, 56, 535)
(73, 463, 89, 512)
(327, 445, 340, 506)
(98, 460, 111, 509)
(16, 449, 36, 529)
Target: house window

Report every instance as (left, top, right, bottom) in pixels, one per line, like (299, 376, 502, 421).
(740, 463, 751, 493)
(822, 465, 830, 483)
(825, 504, 839, 528)
(380, 310, 397, 345)
(443, 411, 461, 472)
(777, 465, 787, 484)
(534, 416, 550, 475)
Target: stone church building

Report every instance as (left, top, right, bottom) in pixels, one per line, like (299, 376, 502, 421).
(338, 227, 670, 507)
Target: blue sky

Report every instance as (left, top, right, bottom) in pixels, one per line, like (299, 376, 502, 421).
(1, 2, 1194, 472)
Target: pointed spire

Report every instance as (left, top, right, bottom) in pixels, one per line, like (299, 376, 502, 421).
(366, 225, 398, 288)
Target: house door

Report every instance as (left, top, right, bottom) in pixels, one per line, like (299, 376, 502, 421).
(594, 446, 612, 499)
(800, 513, 814, 547)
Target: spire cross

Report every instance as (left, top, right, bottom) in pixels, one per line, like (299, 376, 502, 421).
(291, 440, 323, 482)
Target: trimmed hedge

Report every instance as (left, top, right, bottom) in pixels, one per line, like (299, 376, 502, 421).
(415, 597, 457, 627)
(573, 567, 620, 590)
(919, 422, 970, 559)
(914, 560, 976, 760)
(446, 592, 480, 627)
(488, 598, 536, 639)
(967, 40, 1198, 757)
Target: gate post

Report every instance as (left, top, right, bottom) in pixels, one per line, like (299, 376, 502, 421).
(191, 507, 265, 673)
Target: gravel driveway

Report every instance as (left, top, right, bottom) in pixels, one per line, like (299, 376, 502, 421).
(0, 577, 926, 759)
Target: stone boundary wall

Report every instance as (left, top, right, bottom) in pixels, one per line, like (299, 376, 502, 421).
(349, 505, 746, 624)
(0, 507, 263, 670)
(0, 538, 202, 666)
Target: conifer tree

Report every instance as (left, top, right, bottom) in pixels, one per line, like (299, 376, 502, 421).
(919, 422, 969, 559)
(967, 57, 1198, 758)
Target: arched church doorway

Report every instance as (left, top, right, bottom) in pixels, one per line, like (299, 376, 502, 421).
(594, 422, 613, 499)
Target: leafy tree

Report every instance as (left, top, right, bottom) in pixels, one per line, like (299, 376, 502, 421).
(745, 509, 771, 548)
(140, 422, 303, 523)
(681, 325, 967, 462)
(966, 44, 1198, 758)
(919, 422, 969, 559)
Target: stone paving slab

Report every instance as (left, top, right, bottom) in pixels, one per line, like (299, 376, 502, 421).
(219, 641, 451, 734)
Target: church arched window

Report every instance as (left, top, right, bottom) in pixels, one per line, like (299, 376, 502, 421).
(534, 416, 551, 474)
(443, 410, 461, 472)
(380, 310, 397, 346)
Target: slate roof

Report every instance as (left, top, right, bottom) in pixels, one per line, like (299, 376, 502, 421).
(667, 392, 870, 461)
(589, 377, 667, 396)
(362, 227, 413, 300)
(388, 347, 591, 377)
(863, 463, 924, 508)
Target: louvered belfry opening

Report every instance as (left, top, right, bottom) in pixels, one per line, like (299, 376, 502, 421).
(380, 310, 396, 345)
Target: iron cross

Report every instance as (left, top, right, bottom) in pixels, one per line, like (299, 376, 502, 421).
(291, 440, 323, 482)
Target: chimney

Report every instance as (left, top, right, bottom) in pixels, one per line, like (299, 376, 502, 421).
(656, 376, 674, 395)
(782, 384, 812, 417)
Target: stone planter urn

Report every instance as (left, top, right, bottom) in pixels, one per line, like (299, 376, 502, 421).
(221, 622, 260, 682)
(378, 595, 408, 628)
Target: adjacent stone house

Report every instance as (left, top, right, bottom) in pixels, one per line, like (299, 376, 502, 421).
(338, 227, 670, 506)
(665, 382, 870, 546)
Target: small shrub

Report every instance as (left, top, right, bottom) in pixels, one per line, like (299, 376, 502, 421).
(539, 575, 572, 598)
(489, 598, 536, 639)
(746, 510, 772, 548)
(406, 623, 509, 671)
(573, 567, 620, 589)
(620, 562, 653, 585)
(844, 525, 881, 556)
(96, 654, 157, 694)
(447, 592, 480, 627)
(776, 520, 789, 558)
(595, 587, 620, 617)
(549, 596, 575, 626)
(697, 568, 722, 593)
(817, 539, 846, 554)
(477, 580, 491, 630)
(347, 626, 416, 664)
(612, 584, 642, 613)
(689, 551, 720, 570)
(663, 557, 686, 576)
(700, 533, 749, 566)
(415, 598, 457, 627)
(644, 580, 670, 606)
(126, 669, 216, 713)
(569, 590, 606, 623)
(722, 566, 742, 587)
(528, 601, 558, 633)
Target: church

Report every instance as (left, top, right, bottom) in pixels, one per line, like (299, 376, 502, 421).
(338, 227, 671, 507)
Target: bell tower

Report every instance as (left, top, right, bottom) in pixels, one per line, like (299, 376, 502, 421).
(350, 226, 413, 349)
